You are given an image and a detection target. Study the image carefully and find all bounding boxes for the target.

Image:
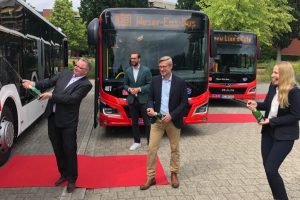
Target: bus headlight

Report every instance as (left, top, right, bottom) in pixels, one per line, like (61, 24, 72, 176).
(103, 107, 120, 116)
(248, 87, 256, 93)
(193, 103, 208, 115)
(101, 102, 121, 116)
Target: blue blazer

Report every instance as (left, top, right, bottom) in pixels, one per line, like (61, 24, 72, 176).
(147, 74, 188, 128)
(257, 83, 300, 140)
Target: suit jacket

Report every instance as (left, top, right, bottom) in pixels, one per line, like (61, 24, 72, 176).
(257, 83, 300, 140)
(35, 70, 92, 128)
(147, 74, 188, 128)
(123, 65, 152, 104)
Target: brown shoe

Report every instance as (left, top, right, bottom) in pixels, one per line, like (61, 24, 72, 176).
(171, 172, 179, 188)
(140, 178, 156, 190)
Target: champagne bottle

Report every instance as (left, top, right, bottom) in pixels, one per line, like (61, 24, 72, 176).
(252, 109, 264, 123)
(155, 113, 163, 120)
(28, 84, 42, 98)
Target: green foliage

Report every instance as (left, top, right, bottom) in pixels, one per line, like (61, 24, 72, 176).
(201, 0, 294, 46)
(259, 44, 276, 62)
(50, 0, 88, 52)
(176, 0, 201, 10)
(272, 0, 300, 61)
(79, 0, 148, 25)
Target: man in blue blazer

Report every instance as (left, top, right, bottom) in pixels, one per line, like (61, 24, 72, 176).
(140, 56, 188, 190)
(23, 58, 92, 193)
(124, 52, 152, 150)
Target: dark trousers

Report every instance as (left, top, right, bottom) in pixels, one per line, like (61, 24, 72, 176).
(48, 114, 78, 183)
(128, 98, 150, 144)
(261, 133, 294, 200)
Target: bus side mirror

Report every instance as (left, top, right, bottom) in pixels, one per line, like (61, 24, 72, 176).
(88, 18, 99, 45)
(63, 38, 68, 68)
(210, 29, 217, 58)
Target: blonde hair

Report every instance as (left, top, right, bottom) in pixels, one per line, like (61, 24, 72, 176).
(276, 61, 298, 108)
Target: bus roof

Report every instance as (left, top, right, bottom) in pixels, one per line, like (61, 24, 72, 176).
(0, 0, 66, 38)
(101, 7, 207, 16)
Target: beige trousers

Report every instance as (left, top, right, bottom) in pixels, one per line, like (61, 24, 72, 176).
(147, 120, 181, 179)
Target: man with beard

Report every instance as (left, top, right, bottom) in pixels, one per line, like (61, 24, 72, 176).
(124, 52, 152, 150)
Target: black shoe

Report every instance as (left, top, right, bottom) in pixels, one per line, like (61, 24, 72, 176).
(67, 182, 76, 193)
(55, 177, 67, 186)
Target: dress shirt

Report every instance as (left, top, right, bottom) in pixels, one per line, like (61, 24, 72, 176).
(268, 87, 279, 119)
(160, 74, 172, 115)
(133, 64, 140, 82)
(65, 74, 84, 89)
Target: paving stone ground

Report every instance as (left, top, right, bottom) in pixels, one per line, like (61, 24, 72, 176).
(1, 82, 300, 200)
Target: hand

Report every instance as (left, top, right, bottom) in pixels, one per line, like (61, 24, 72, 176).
(22, 79, 33, 89)
(131, 87, 140, 95)
(38, 92, 52, 100)
(162, 113, 172, 123)
(146, 108, 156, 117)
(128, 88, 137, 95)
(259, 118, 270, 125)
(246, 100, 257, 111)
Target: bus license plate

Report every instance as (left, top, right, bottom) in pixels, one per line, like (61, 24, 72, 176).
(221, 95, 234, 99)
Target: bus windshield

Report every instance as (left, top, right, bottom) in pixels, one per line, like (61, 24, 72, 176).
(101, 10, 209, 98)
(214, 43, 256, 74)
(103, 30, 207, 80)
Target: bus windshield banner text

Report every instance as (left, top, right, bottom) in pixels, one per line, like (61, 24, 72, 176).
(110, 13, 201, 30)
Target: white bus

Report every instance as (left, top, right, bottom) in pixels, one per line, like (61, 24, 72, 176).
(0, 0, 68, 165)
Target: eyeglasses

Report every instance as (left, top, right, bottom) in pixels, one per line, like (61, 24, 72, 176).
(75, 64, 87, 70)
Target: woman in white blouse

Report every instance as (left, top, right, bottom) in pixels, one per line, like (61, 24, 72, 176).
(247, 61, 300, 200)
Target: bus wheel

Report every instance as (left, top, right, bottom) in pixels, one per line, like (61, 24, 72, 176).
(0, 106, 15, 166)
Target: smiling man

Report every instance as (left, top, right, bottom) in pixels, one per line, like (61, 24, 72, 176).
(22, 58, 92, 193)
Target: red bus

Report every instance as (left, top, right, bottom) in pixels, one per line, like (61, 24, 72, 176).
(88, 8, 215, 126)
(209, 30, 259, 100)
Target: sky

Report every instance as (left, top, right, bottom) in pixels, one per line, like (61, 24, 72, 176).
(25, 0, 177, 11)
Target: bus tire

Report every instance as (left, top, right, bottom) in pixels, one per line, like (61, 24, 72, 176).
(0, 106, 15, 166)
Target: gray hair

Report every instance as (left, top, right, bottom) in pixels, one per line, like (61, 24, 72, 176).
(159, 56, 173, 66)
(79, 57, 92, 71)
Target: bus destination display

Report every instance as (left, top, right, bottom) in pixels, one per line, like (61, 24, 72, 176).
(111, 13, 200, 30)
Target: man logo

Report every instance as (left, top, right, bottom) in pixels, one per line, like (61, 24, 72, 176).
(187, 88, 192, 95)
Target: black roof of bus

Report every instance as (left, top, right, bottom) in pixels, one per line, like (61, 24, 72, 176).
(0, 0, 66, 38)
(101, 8, 207, 17)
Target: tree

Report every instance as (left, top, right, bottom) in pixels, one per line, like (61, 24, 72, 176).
(200, 0, 294, 47)
(272, 0, 300, 61)
(176, 0, 201, 10)
(50, 0, 88, 52)
(79, 0, 148, 25)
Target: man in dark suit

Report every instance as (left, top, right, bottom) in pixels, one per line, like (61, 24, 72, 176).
(124, 52, 152, 150)
(140, 56, 188, 190)
(22, 58, 92, 193)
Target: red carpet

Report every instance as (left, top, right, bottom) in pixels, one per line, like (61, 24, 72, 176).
(0, 155, 168, 188)
(208, 113, 256, 123)
(256, 94, 266, 100)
